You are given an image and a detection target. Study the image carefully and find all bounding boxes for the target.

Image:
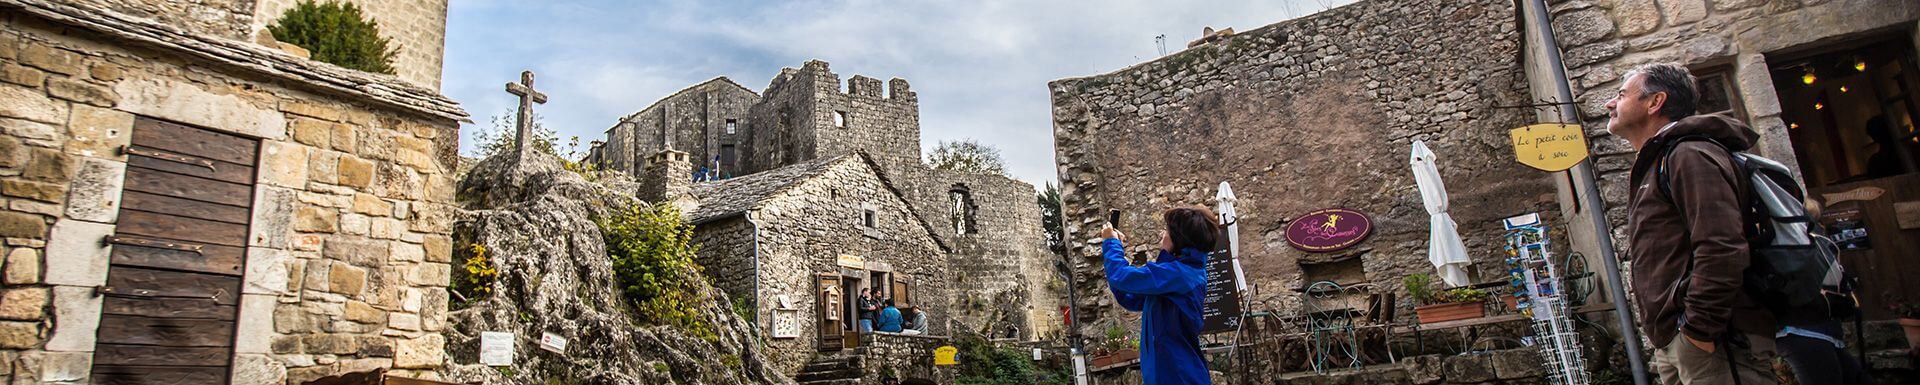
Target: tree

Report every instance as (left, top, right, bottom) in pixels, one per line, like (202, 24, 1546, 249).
(467, 108, 562, 160)
(267, 0, 400, 74)
(1038, 182, 1065, 256)
(927, 139, 1008, 176)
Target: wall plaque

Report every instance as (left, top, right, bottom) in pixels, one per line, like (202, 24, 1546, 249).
(1284, 208, 1373, 253)
(1510, 123, 1589, 172)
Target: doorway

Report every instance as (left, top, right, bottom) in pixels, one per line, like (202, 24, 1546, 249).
(1769, 32, 1920, 320)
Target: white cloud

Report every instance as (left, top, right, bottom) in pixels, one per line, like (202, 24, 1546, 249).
(442, 0, 1357, 185)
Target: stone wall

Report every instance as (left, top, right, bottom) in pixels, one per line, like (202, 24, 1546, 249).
(1546, 0, 1919, 259)
(1049, 0, 1562, 331)
(0, 3, 462, 384)
(689, 215, 756, 307)
(861, 333, 955, 384)
(894, 168, 1060, 339)
(251, 0, 450, 90)
(747, 156, 953, 375)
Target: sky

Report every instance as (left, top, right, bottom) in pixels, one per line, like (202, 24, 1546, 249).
(442, 0, 1359, 186)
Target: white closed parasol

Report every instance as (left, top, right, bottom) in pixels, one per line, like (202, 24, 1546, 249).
(1411, 141, 1471, 287)
(1215, 182, 1246, 292)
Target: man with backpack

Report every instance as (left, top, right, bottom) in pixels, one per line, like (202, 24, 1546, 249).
(1609, 63, 1778, 385)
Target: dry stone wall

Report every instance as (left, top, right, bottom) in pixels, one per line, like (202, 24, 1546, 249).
(0, 4, 462, 384)
(1049, 0, 1567, 331)
(894, 168, 1059, 339)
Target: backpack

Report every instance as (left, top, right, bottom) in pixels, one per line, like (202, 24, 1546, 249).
(1656, 136, 1855, 317)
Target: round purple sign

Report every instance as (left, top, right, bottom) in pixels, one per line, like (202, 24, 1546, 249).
(1284, 208, 1373, 252)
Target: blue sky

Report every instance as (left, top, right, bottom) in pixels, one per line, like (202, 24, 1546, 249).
(442, 0, 1357, 186)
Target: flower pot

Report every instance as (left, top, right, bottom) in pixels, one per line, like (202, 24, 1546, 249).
(1900, 318, 1920, 352)
(1112, 349, 1139, 363)
(1416, 302, 1486, 324)
(1091, 354, 1114, 368)
(1502, 296, 1519, 311)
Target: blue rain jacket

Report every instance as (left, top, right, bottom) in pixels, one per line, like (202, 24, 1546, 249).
(877, 306, 903, 332)
(1103, 238, 1210, 385)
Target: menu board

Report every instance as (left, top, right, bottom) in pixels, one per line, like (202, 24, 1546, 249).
(1201, 228, 1243, 333)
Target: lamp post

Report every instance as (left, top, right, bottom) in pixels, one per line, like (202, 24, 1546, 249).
(1057, 260, 1088, 385)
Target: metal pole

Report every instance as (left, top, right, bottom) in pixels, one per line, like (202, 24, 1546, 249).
(1059, 260, 1089, 385)
(1517, 1, 1650, 384)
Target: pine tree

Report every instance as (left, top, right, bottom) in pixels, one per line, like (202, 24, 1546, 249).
(267, 0, 399, 74)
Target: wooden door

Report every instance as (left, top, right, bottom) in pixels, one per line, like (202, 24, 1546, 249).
(91, 117, 258, 384)
(816, 274, 843, 351)
(891, 277, 910, 308)
(1812, 173, 1920, 320)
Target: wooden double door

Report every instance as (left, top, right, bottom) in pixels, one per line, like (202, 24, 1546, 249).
(90, 117, 259, 384)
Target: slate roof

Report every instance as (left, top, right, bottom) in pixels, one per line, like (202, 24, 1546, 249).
(687, 153, 854, 224)
(686, 152, 950, 252)
(1, 0, 469, 122)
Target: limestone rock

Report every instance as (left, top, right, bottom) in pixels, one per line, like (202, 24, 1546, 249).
(441, 153, 790, 385)
(1553, 8, 1615, 47)
(1610, 0, 1662, 36)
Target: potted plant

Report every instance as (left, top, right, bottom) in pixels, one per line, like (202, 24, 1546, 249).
(1090, 325, 1138, 368)
(1405, 273, 1490, 324)
(1895, 303, 1920, 352)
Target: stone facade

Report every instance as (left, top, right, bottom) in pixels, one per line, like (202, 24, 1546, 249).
(0, 1, 465, 384)
(684, 153, 953, 377)
(589, 77, 757, 176)
(1546, 0, 1918, 264)
(1049, 0, 1559, 332)
(592, 60, 1062, 341)
(250, 0, 450, 90)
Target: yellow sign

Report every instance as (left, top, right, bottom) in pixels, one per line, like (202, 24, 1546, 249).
(934, 346, 958, 365)
(1510, 123, 1590, 172)
(835, 254, 865, 269)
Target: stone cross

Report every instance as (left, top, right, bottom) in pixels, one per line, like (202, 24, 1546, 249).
(504, 70, 547, 159)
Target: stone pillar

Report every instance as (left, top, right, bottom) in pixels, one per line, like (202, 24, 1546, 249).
(640, 150, 697, 212)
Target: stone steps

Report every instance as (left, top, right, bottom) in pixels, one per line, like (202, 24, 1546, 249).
(797, 354, 866, 385)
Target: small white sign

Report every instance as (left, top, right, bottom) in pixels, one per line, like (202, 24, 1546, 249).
(1033, 348, 1043, 361)
(539, 332, 568, 354)
(480, 332, 514, 366)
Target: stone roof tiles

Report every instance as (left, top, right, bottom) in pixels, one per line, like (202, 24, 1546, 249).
(1, 0, 470, 122)
(687, 153, 855, 224)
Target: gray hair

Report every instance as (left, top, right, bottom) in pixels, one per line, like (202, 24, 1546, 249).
(1625, 63, 1698, 121)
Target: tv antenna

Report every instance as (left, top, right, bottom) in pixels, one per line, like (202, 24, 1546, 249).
(1155, 34, 1168, 56)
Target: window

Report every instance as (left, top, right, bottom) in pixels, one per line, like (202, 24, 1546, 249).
(725, 118, 737, 134)
(949, 185, 977, 235)
(1693, 67, 1746, 121)
(834, 111, 848, 128)
(862, 209, 877, 228)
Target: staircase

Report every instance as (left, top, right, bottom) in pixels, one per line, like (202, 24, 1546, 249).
(796, 354, 866, 385)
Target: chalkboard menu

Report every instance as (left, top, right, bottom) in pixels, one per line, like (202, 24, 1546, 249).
(1201, 228, 1243, 334)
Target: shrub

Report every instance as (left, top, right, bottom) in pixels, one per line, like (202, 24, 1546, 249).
(598, 203, 713, 339)
(266, 0, 399, 74)
(451, 243, 497, 309)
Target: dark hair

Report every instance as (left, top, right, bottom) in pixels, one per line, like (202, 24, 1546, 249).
(1627, 63, 1698, 121)
(1865, 115, 1892, 141)
(1164, 206, 1221, 252)
(884, 299, 896, 307)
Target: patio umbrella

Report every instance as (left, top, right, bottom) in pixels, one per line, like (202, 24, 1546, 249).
(1411, 141, 1472, 287)
(1215, 182, 1246, 292)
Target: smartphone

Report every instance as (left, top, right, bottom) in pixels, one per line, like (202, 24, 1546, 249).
(1107, 209, 1121, 228)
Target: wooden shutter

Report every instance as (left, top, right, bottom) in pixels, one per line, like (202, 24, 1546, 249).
(91, 118, 258, 384)
(891, 277, 910, 308)
(815, 274, 842, 351)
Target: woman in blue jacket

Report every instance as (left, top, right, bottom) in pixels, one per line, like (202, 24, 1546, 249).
(1100, 206, 1215, 385)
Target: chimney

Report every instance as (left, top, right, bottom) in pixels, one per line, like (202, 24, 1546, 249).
(640, 149, 697, 212)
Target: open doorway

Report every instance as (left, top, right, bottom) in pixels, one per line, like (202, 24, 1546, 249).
(1769, 32, 1920, 320)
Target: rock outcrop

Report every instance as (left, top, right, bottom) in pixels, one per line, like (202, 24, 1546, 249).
(440, 153, 792, 385)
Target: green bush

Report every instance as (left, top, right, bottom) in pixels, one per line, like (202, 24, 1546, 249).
(267, 0, 399, 74)
(450, 243, 496, 309)
(598, 203, 714, 340)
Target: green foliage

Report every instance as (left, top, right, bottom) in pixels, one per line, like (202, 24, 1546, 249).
(652, 362, 671, 373)
(450, 243, 496, 309)
(598, 203, 714, 340)
(732, 294, 756, 323)
(953, 333, 1055, 385)
(468, 108, 561, 159)
(1404, 273, 1490, 305)
(1403, 273, 1436, 304)
(1038, 183, 1065, 256)
(1093, 324, 1136, 355)
(266, 0, 398, 74)
(926, 139, 1008, 176)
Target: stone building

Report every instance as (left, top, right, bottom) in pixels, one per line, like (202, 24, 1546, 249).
(589, 60, 1061, 348)
(670, 151, 954, 379)
(1051, 0, 1918, 380)
(0, 1, 465, 384)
